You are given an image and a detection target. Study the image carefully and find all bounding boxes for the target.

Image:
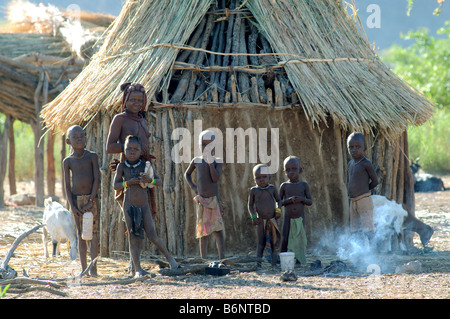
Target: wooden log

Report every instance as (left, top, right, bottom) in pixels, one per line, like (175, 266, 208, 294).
(280, 82, 287, 105)
(209, 12, 225, 86)
(382, 138, 394, 199)
(249, 77, 260, 103)
(60, 134, 66, 200)
(176, 19, 207, 63)
(248, 25, 267, 104)
(391, 136, 401, 200)
(278, 74, 294, 102)
(274, 79, 283, 106)
(158, 264, 207, 276)
(7, 116, 16, 196)
(266, 88, 273, 105)
(0, 116, 9, 208)
(220, 256, 262, 266)
(33, 68, 45, 207)
(188, 13, 216, 101)
(162, 111, 177, 253)
(238, 15, 250, 101)
(396, 134, 405, 204)
(46, 129, 56, 196)
(171, 38, 202, 102)
(100, 116, 111, 257)
(172, 13, 215, 103)
(219, 0, 237, 102)
(230, 1, 241, 69)
(230, 74, 237, 103)
(1, 225, 43, 279)
(403, 131, 415, 216)
(211, 83, 219, 102)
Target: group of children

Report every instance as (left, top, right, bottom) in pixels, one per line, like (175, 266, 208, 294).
(63, 82, 379, 278)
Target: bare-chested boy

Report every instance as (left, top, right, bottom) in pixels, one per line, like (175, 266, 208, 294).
(114, 135, 178, 277)
(347, 132, 379, 242)
(63, 125, 100, 276)
(248, 164, 281, 267)
(279, 156, 312, 265)
(184, 130, 225, 260)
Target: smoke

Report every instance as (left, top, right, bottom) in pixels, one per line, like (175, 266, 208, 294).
(6, 0, 97, 58)
(336, 232, 380, 270)
(313, 195, 407, 272)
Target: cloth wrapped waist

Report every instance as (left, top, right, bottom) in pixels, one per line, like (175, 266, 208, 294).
(350, 192, 371, 202)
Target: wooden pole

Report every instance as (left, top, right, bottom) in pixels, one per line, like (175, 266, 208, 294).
(33, 68, 46, 207)
(7, 116, 16, 196)
(60, 134, 66, 200)
(46, 129, 56, 196)
(0, 115, 10, 207)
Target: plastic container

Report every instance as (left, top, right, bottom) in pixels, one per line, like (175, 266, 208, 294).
(280, 252, 295, 272)
(82, 212, 93, 241)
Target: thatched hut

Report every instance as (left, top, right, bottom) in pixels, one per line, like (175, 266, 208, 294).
(0, 0, 114, 205)
(41, 0, 434, 257)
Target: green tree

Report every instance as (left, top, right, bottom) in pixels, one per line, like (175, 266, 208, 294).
(383, 21, 450, 109)
(382, 21, 450, 173)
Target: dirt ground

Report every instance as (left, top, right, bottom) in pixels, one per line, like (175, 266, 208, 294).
(1, 177, 449, 300)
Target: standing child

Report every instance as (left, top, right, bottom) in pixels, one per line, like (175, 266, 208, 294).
(248, 164, 282, 267)
(184, 130, 225, 260)
(106, 82, 157, 273)
(63, 125, 100, 276)
(279, 156, 312, 265)
(346, 132, 379, 243)
(114, 135, 178, 277)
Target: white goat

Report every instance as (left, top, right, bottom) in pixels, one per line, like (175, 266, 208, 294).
(43, 197, 78, 260)
(371, 195, 408, 252)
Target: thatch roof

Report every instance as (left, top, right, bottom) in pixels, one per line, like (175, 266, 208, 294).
(0, 0, 114, 123)
(41, 0, 435, 137)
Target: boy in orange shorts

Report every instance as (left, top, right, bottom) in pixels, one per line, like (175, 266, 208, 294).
(347, 133, 379, 242)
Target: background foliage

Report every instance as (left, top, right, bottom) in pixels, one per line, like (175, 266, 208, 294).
(382, 20, 450, 173)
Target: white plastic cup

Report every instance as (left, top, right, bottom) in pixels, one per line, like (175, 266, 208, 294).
(82, 212, 93, 241)
(280, 252, 295, 272)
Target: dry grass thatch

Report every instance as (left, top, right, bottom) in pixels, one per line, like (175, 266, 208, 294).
(41, 0, 435, 137)
(246, 0, 435, 135)
(0, 0, 115, 123)
(42, 0, 214, 134)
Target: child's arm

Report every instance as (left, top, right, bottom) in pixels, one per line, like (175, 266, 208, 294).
(113, 163, 126, 190)
(272, 187, 282, 219)
(150, 171, 162, 187)
(303, 183, 313, 206)
(81, 153, 101, 213)
(184, 158, 198, 194)
(209, 160, 222, 183)
(106, 115, 124, 154)
(63, 158, 81, 217)
(90, 153, 101, 200)
(366, 162, 379, 190)
(247, 189, 260, 225)
(279, 183, 289, 206)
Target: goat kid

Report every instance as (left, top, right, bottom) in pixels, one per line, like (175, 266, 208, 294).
(43, 197, 78, 260)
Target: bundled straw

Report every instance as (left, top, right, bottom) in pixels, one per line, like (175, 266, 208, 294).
(246, 0, 435, 136)
(42, 0, 213, 133)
